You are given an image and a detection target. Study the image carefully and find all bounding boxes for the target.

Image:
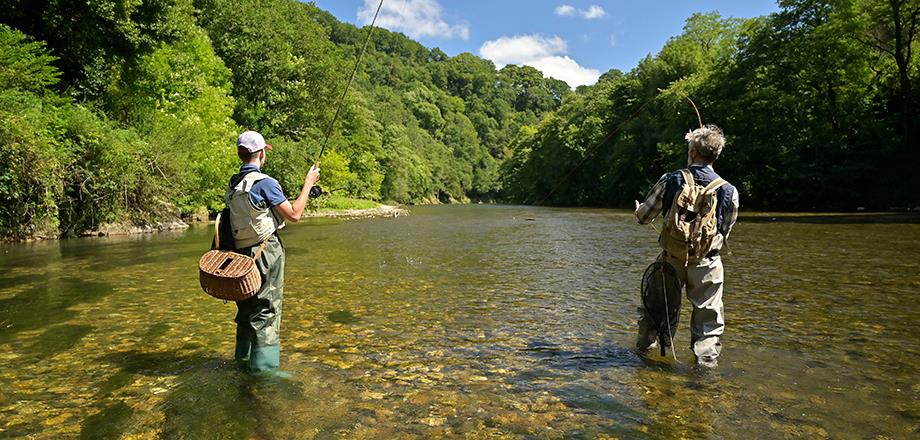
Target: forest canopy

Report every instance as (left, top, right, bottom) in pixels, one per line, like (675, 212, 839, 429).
(0, 0, 916, 239)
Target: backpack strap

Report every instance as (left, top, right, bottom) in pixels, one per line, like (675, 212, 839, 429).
(679, 169, 694, 187)
(702, 177, 727, 195)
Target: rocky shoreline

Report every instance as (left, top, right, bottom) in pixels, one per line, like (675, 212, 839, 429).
(302, 204, 408, 220)
(17, 205, 408, 241)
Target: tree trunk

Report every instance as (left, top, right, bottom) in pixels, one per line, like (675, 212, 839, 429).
(889, 0, 917, 150)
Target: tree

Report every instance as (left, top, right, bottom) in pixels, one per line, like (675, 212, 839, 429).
(855, 0, 920, 151)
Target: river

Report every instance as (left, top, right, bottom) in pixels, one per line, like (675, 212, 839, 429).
(1, 205, 918, 439)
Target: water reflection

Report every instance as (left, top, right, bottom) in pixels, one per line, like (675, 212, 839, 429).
(0, 205, 918, 438)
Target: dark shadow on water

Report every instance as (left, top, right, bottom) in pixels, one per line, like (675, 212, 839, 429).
(80, 401, 133, 440)
(21, 324, 93, 362)
(327, 310, 359, 324)
(0, 278, 113, 343)
(740, 212, 920, 224)
(90, 349, 327, 440)
(160, 362, 324, 439)
(554, 385, 653, 440)
(0, 273, 47, 290)
(510, 339, 672, 438)
(99, 349, 210, 377)
(510, 338, 732, 438)
(141, 322, 171, 341)
(519, 339, 646, 371)
(81, 351, 230, 440)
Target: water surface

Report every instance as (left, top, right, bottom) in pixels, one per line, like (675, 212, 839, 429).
(1, 205, 918, 438)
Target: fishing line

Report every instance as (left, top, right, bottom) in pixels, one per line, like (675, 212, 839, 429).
(309, 0, 385, 197)
(535, 93, 661, 206)
(658, 88, 704, 129)
(316, 0, 384, 160)
(535, 87, 707, 206)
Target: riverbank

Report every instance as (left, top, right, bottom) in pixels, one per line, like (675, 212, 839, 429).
(92, 201, 408, 237)
(8, 199, 408, 242)
(302, 204, 407, 220)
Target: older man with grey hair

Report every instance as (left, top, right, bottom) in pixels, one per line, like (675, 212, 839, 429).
(634, 125, 740, 368)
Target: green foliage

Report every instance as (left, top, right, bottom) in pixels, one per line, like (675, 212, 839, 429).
(195, 0, 345, 139)
(22, 0, 916, 237)
(56, 105, 150, 235)
(0, 26, 59, 92)
(313, 195, 379, 211)
(503, 3, 919, 210)
(0, 89, 65, 238)
(0, 0, 184, 100)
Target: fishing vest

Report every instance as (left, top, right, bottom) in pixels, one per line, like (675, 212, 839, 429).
(659, 169, 727, 263)
(225, 172, 284, 249)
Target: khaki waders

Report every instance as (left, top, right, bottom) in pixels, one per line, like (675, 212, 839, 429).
(638, 251, 724, 364)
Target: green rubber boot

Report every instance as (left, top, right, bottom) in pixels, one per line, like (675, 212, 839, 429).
(249, 345, 280, 372)
(234, 337, 252, 368)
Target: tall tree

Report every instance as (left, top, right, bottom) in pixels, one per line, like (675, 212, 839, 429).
(856, 0, 920, 151)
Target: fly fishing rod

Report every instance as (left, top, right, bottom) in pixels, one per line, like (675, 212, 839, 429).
(536, 87, 705, 206)
(309, 0, 385, 198)
(535, 93, 661, 206)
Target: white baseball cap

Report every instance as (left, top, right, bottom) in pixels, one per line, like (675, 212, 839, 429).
(237, 130, 272, 153)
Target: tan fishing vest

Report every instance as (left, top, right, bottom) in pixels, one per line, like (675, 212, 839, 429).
(225, 172, 284, 249)
(659, 169, 726, 263)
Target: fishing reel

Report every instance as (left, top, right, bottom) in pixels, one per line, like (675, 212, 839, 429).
(310, 185, 323, 198)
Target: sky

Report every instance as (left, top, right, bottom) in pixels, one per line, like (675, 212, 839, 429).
(310, 0, 780, 88)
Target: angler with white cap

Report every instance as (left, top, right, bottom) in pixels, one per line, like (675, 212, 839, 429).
(220, 130, 320, 372)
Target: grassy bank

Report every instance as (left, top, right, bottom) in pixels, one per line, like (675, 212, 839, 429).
(310, 195, 381, 212)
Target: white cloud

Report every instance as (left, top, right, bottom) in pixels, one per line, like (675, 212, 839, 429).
(555, 4, 607, 20)
(358, 0, 469, 40)
(609, 34, 617, 47)
(554, 5, 576, 16)
(581, 5, 607, 19)
(479, 34, 600, 88)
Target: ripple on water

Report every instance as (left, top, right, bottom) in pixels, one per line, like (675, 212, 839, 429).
(0, 206, 918, 438)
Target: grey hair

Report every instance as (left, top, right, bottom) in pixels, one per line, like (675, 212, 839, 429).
(685, 124, 725, 162)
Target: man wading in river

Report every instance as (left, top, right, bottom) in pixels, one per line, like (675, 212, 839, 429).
(634, 125, 739, 368)
(223, 130, 320, 372)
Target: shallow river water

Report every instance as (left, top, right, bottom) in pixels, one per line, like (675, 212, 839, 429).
(1, 205, 918, 439)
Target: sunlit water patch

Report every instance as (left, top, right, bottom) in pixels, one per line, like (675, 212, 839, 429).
(1, 206, 918, 438)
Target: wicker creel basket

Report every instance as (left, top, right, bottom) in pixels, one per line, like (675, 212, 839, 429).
(199, 249, 263, 301)
(198, 212, 266, 301)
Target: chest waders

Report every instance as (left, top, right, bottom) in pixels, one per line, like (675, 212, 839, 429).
(226, 173, 285, 372)
(233, 235, 284, 372)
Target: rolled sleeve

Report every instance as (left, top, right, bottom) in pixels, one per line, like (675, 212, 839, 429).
(724, 187, 739, 240)
(636, 173, 668, 224)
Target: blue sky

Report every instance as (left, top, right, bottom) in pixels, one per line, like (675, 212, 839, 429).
(310, 0, 779, 88)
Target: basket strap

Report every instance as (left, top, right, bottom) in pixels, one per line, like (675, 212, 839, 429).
(252, 239, 269, 260)
(214, 212, 222, 249)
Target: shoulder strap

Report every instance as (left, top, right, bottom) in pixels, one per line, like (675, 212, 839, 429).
(252, 239, 269, 260)
(679, 169, 694, 187)
(213, 212, 222, 249)
(234, 171, 270, 191)
(702, 177, 727, 195)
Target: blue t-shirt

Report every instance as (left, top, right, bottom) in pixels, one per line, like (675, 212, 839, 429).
(228, 164, 287, 208)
